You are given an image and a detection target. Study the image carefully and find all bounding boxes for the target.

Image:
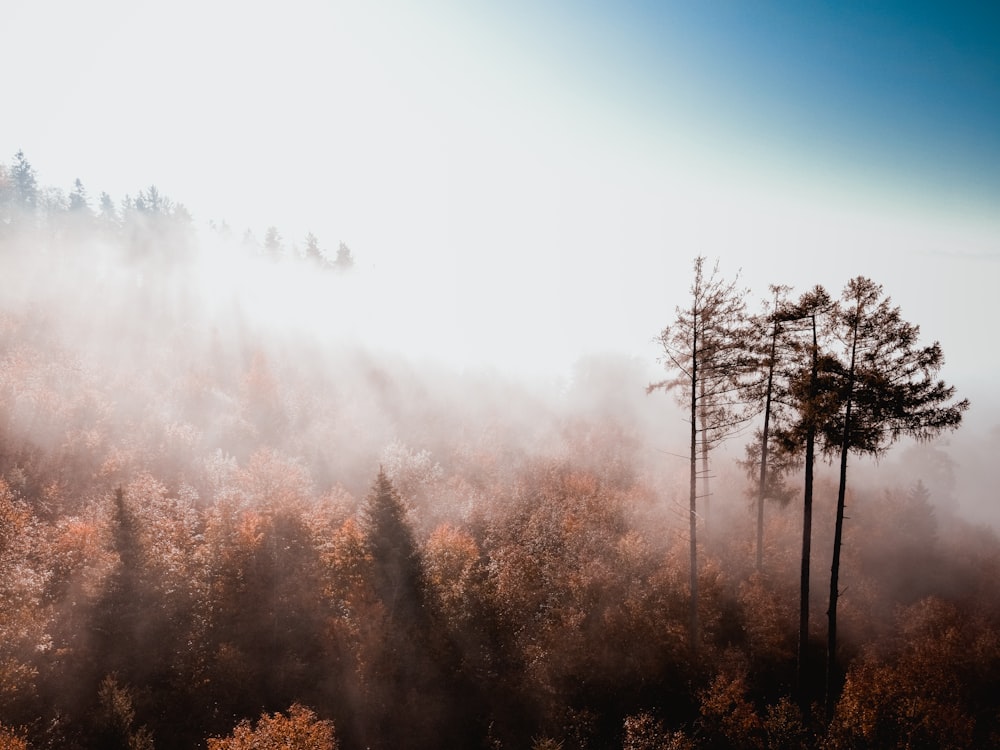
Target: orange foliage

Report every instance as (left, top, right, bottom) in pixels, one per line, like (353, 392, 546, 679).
(206, 704, 337, 750)
(0, 725, 27, 750)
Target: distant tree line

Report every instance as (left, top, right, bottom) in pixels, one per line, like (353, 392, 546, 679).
(0, 149, 354, 270)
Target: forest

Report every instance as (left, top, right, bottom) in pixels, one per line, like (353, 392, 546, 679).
(1, 151, 998, 749)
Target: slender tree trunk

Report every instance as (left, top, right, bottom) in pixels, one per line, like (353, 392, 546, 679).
(699, 376, 711, 540)
(797, 316, 818, 703)
(689, 327, 699, 654)
(827, 322, 859, 717)
(756, 323, 778, 572)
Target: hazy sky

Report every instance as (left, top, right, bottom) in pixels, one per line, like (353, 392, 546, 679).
(4, 0, 999, 395)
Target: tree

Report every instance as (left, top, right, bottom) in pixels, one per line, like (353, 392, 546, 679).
(264, 226, 283, 259)
(743, 284, 793, 573)
(649, 256, 751, 650)
(304, 232, 324, 264)
(207, 704, 338, 750)
(99, 192, 118, 227)
(69, 178, 90, 213)
(134, 185, 168, 215)
(334, 241, 354, 271)
(10, 150, 38, 212)
(766, 285, 836, 703)
(362, 468, 424, 620)
(357, 469, 477, 749)
(822, 277, 969, 714)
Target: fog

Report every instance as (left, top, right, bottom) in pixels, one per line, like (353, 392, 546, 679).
(2, 156, 999, 748)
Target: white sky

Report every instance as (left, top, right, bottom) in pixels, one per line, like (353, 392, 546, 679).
(4, 0, 999, 395)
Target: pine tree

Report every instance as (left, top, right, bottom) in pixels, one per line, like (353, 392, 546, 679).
(822, 277, 968, 714)
(10, 150, 38, 212)
(304, 232, 324, 265)
(333, 241, 354, 271)
(362, 468, 424, 619)
(69, 178, 90, 213)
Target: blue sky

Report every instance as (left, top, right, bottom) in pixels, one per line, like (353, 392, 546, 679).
(3, 0, 998, 390)
(494, 1, 1000, 211)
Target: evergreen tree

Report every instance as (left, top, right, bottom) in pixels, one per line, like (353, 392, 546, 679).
(362, 468, 424, 619)
(69, 178, 90, 213)
(304, 232, 324, 264)
(333, 241, 354, 271)
(264, 226, 283, 259)
(10, 150, 38, 211)
(99, 192, 117, 222)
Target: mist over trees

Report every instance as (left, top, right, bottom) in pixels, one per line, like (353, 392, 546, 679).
(1, 152, 998, 749)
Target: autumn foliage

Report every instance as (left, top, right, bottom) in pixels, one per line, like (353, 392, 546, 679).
(0, 153, 997, 749)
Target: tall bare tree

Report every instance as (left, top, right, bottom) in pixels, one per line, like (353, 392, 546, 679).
(649, 256, 752, 650)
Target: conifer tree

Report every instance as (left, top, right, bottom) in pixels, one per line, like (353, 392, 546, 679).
(334, 241, 354, 271)
(822, 277, 968, 714)
(362, 467, 424, 619)
(10, 150, 38, 212)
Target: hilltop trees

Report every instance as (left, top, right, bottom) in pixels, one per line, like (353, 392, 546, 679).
(0, 151, 356, 273)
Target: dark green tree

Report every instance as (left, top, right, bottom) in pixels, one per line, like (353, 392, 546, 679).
(362, 468, 424, 619)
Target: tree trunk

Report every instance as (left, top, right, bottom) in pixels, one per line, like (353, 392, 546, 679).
(827, 320, 859, 717)
(699, 376, 711, 540)
(689, 326, 699, 654)
(756, 322, 778, 572)
(797, 316, 817, 703)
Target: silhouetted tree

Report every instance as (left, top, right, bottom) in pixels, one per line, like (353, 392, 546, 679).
(766, 285, 837, 703)
(649, 256, 751, 650)
(822, 277, 969, 714)
(743, 284, 794, 572)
